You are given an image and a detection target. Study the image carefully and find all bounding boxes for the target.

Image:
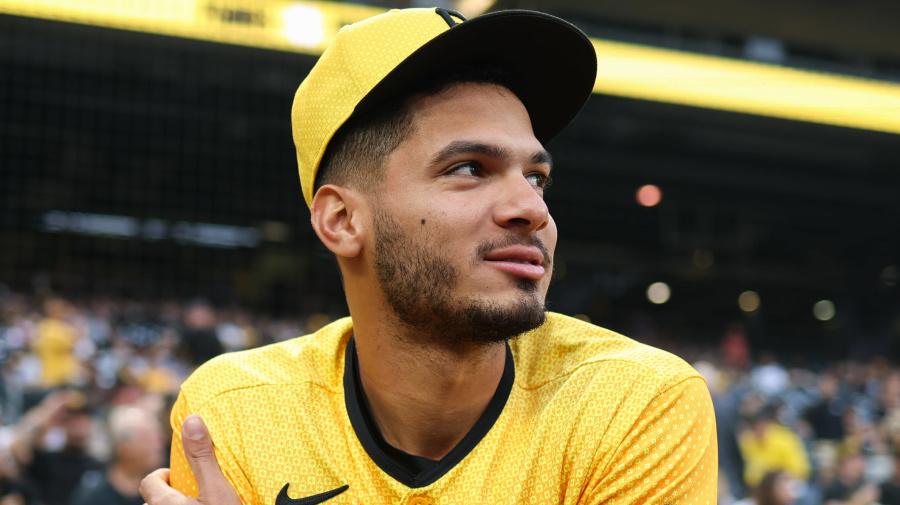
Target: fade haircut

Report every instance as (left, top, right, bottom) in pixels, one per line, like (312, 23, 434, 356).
(313, 65, 514, 196)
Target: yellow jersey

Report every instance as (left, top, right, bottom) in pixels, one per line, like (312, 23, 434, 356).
(169, 312, 717, 504)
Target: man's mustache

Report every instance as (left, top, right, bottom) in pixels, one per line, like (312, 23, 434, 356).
(475, 235, 553, 267)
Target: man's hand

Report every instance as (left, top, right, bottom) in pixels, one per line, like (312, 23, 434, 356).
(140, 414, 241, 505)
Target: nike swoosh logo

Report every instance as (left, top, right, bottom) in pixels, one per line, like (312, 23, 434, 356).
(275, 483, 349, 505)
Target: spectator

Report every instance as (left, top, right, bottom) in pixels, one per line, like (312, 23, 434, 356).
(9, 391, 102, 505)
(721, 323, 751, 371)
(740, 407, 811, 488)
(823, 453, 880, 505)
(696, 360, 747, 499)
(880, 452, 900, 505)
(805, 373, 847, 441)
(0, 482, 31, 505)
(877, 373, 900, 450)
(0, 402, 36, 505)
(736, 470, 797, 505)
(0, 353, 24, 428)
(70, 405, 163, 505)
(179, 301, 223, 367)
(752, 352, 791, 399)
(32, 299, 81, 388)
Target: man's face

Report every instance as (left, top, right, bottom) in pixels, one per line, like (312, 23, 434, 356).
(117, 415, 164, 473)
(63, 412, 93, 451)
(366, 82, 556, 347)
(840, 455, 865, 482)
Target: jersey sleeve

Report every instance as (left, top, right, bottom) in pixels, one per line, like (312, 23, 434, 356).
(169, 389, 255, 505)
(583, 376, 718, 505)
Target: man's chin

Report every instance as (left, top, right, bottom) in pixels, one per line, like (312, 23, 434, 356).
(451, 295, 547, 345)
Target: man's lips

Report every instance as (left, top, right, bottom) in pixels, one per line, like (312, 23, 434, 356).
(483, 245, 547, 280)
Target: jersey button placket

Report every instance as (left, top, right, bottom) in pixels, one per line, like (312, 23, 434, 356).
(408, 497, 434, 505)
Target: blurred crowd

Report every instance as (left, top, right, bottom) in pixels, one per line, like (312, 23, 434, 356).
(0, 289, 330, 505)
(2, 288, 900, 505)
(696, 340, 900, 505)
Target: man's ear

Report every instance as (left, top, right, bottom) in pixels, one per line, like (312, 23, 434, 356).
(310, 184, 366, 258)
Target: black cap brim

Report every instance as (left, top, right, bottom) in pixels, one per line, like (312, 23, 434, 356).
(355, 9, 598, 145)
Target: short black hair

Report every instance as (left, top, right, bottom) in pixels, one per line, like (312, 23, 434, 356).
(314, 65, 514, 196)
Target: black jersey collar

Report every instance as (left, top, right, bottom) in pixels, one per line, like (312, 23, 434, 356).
(343, 335, 514, 488)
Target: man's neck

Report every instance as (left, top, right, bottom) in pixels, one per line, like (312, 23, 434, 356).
(354, 324, 507, 461)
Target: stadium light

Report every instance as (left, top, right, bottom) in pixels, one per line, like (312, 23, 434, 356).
(283, 4, 326, 49)
(813, 300, 836, 321)
(647, 282, 671, 304)
(636, 184, 662, 207)
(738, 291, 760, 313)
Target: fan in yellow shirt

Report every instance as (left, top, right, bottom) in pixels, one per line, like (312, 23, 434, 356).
(141, 7, 717, 505)
(33, 298, 81, 388)
(739, 409, 811, 487)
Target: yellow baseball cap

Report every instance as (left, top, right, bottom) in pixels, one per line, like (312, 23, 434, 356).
(291, 7, 597, 207)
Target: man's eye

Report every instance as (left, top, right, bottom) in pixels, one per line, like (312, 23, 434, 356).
(446, 162, 479, 176)
(526, 173, 552, 189)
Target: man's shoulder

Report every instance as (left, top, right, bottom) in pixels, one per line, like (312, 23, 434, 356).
(179, 317, 353, 406)
(512, 312, 701, 391)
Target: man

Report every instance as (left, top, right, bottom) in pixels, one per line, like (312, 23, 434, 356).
(823, 453, 879, 505)
(70, 405, 164, 505)
(804, 373, 847, 441)
(10, 391, 102, 505)
(179, 301, 224, 368)
(141, 7, 717, 505)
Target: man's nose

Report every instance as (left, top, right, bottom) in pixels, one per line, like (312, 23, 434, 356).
(492, 173, 550, 232)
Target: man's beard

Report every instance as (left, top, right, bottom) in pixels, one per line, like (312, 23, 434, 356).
(373, 210, 549, 348)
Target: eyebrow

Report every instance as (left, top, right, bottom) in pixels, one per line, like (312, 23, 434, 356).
(431, 140, 553, 171)
(530, 150, 553, 169)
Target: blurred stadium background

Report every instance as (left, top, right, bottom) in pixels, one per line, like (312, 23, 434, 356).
(0, 1, 899, 504)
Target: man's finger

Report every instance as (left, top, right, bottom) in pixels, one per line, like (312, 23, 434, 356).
(140, 468, 196, 505)
(181, 414, 241, 504)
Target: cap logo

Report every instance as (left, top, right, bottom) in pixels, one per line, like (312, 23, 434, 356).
(435, 8, 467, 27)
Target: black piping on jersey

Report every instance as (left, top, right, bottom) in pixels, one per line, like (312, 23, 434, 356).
(434, 7, 467, 27)
(343, 335, 515, 488)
